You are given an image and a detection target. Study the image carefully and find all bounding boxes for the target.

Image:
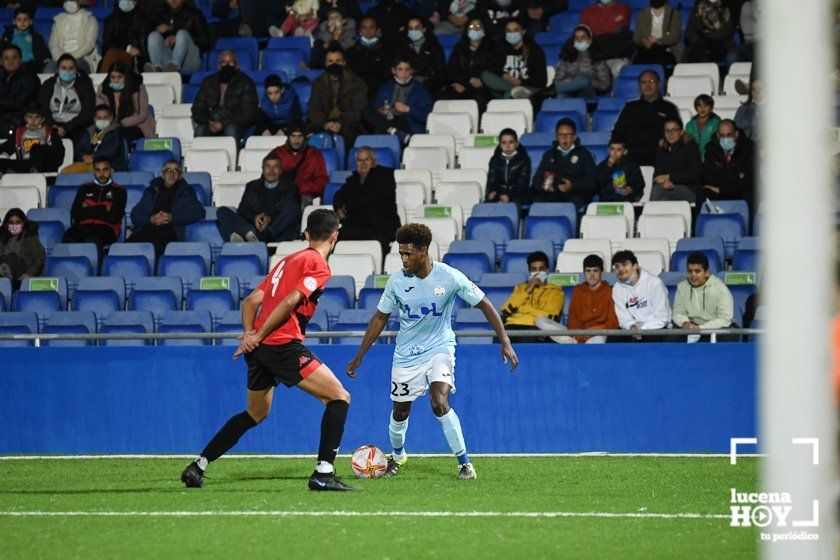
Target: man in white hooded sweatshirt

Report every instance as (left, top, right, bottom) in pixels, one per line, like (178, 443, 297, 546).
(610, 250, 671, 341)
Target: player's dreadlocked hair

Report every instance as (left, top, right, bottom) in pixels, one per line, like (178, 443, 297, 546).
(396, 223, 432, 249)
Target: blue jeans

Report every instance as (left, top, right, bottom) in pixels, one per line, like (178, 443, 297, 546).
(554, 75, 594, 98)
(147, 29, 201, 71)
(216, 206, 300, 243)
(194, 123, 244, 147)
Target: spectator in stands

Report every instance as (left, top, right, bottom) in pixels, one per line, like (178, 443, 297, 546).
(146, 0, 211, 72)
(0, 102, 65, 174)
(0, 208, 44, 288)
(127, 159, 204, 256)
(192, 50, 258, 146)
(347, 17, 392, 102)
(611, 70, 680, 166)
(362, 55, 432, 145)
(728, 0, 757, 64)
(611, 249, 671, 339)
(553, 25, 611, 98)
(62, 155, 127, 253)
(45, 0, 101, 74)
(580, 0, 634, 75)
(308, 46, 367, 146)
(366, 0, 417, 44)
(531, 117, 597, 212)
(216, 153, 302, 243)
(255, 74, 302, 136)
(63, 104, 126, 173)
(672, 251, 735, 340)
(403, 0, 438, 20)
(734, 77, 762, 141)
(521, 0, 567, 35)
(100, 0, 148, 73)
(210, 0, 246, 39)
(480, 18, 546, 99)
(441, 18, 495, 110)
(312, 8, 356, 67)
(435, 0, 479, 35)
(565, 254, 618, 343)
(273, 0, 321, 38)
(333, 146, 401, 255)
(269, 123, 329, 208)
(499, 250, 565, 342)
(1, 7, 50, 73)
(485, 127, 531, 207)
(96, 61, 155, 142)
(400, 17, 448, 97)
(684, 94, 720, 159)
(38, 54, 96, 145)
(652, 117, 701, 203)
(702, 118, 755, 207)
(0, 44, 40, 143)
(468, 0, 523, 43)
(684, 0, 735, 63)
(596, 137, 643, 202)
(319, 0, 363, 23)
(632, 0, 683, 65)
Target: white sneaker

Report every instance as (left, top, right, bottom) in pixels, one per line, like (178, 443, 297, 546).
(229, 233, 245, 242)
(549, 335, 578, 344)
(268, 26, 282, 37)
(245, 231, 259, 242)
(510, 86, 532, 99)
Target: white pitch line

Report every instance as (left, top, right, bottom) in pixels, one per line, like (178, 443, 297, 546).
(0, 453, 763, 460)
(0, 510, 730, 520)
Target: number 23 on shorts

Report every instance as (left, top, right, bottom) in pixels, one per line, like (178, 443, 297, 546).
(391, 382, 409, 397)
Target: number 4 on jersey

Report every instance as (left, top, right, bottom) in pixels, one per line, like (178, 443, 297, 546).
(270, 261, 286, 297)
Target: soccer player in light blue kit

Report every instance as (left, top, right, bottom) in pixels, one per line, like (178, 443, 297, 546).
(347, 223, 518, 480)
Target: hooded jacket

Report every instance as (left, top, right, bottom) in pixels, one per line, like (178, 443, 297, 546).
(530, 139, 597, 208)
(567, 280, 619, 342)
(268, 144, 329, 199)
(191, 69, 259, 128)
(672, 274, 734, 329)
(611, 268, 671, 330)
(129, 176, 205, 241)
(48, 9, 101, 70)
(38, 72, 96, 139)
(257, 87, 302, 132)
(486, 146, 531, 205)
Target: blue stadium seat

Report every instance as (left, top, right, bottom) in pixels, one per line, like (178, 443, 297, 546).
(442, 253, 491, 282)
(674, 237, 726, 270)
(157, 310, 212, 346)
(738, 236, 759, 252)
(183, 172, 212, 206)
(129, 277, 183, 327)
(658, 271, 683, 303)
(73, 276, 126, 326)
(700, 200, 750, 233)
(670, 249, 721, 275)
(185, 221, 225, 260)
(733, 249, 758, 272)
(217, 248, 266, 299)
(186, 289, 235, 329)
(262, 49, 304, 78)
(613, 77, 645, 99)
(47, 185, 79, 210)
(501, 239, 556, 273)
(465, 216, 515, 262)
(0, 311, 37, 347)
(357, 287, 384, 310)
(123, 184, 147, 227)
(130, 149, 176, 175)
(523, 203, 575, 254)
(51, 242, 98, 274)
(592, 109, 621, 132)
(245, 274, 265, 297)
(471, 203, 518, 232)
(587, 145, 608, 163)
(12, 278, 66, 328)
(525, 147, 547, 179)
(477, 272, 525, 311)
(519, 132, 554, 148)
(44, 255, 92, 295)
(55, 173, 93, 186)
(354, 135, 402, 165)
(27, 209, 66, 253)
(333, 309, 379, 345)
(578, 131, 612, 146)
(114, 171, 154, 185)
(535, 110, 584, 134)
(695, 213, 745, 261)
(157, 255, 205, 296)
(595, 98, 630, 111)
(0, 277, 9, 311)
(453, 308, 492, 344)
(213, 309, 243, 346)
(716, 271, 758, 327)
(320, 147, 341, 176)
(220, 241, 268, 271)
(183, 83, 200, 103)
(326, 275, 356, 307)
(134, 137, 182, 162)
(447, 239, 496, 268)
(348, 146, 396, 169)
(291, 78, 312, 114)
(266, 36, 312, 64)
(208, 48, 257, 71)
(100, 311, 154, 346)
(330, 170, 353, 184)
(549, 10, 581, 36)
(323, 182, 343, 204)
(617, 64, 664, 83)
(215, 37, 259, 63)
(163, 241, 212, 271)
(41, 311, 97, 347)
(319, 287, 353, 324)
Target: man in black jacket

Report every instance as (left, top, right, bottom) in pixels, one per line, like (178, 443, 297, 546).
(346, 17, 393, 102)
(146, 0, 211, 72)
(216, 153, 301, 243)
(0, 44, 40, 142)
(62, 156, 127, 254)
(192, 50, 258, 146)
(333, 146, 401, 256)
(399, 18, 448, 98)
(651, 117, 702, 203)
(611, 70, 680, 166)
(530, 118, 597, 212)
(702, 119, 755, 208)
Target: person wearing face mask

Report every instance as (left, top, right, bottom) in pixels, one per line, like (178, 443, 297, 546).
(701, 119, 755, 208)
(530, 118, 597, 212)
(45, 0, 101, 74)
(215, 153, 302, 243)
(651, 117, 702, 203)
(146, 0, 211, 72)
(308, 46, 368, 145)
(362, 55, 432, 145)
(127, 160, 205, 256)
(95, 61, 155, 141)
(398, 17, 447, 96)
(1, 7, 50, 73)
(0, 208, 44, 288)
(480, 19, 546, 99)
(347, 17, 392, 101)
(255, 74, 302, 136)
(312, 7, 356, 67)
(485, 128, 531, 207)
(38, 53, 96, 145)
(467, 0, 522, 43)
(684, 0, 736, 63)
(0, 102, 65, 174)
(440, 18, 494, 110)
(191, 50, 258, 146)
(100, 0, 148, 73)
(62, 155, 127, 253)
(553, 24, 611, 98)
(610, 250, 671, 339)
(499, 251, 565, 342)
(580, 0, 634, 72)
(62, 104, 126, 173)
(268, 123, 329, 207)
(734, 77, 762, 141)
(366, 0, 418, 45)
(632, 0, 683, 65)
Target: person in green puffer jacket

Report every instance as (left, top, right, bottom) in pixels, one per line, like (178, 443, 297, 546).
(672, 252, 735, 340)
(684, 94, 720, 160)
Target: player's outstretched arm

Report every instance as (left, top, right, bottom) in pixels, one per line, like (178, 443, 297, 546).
(475, 297, 519, 372)
(346, 310, 391, 378)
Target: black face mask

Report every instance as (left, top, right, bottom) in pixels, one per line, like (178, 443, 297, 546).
(326, 63, 343, 77)
(218, 66, 235, 83)
(650, 0, 666, 7)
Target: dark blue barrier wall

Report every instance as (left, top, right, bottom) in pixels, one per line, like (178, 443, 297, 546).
(0, 344, 756, 454)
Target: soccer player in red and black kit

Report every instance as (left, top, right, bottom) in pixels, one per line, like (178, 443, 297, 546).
(181, 209, 358, 491)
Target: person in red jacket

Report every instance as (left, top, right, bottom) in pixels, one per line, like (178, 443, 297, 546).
(580, 0, 635, 67)
(62, 155, 127, 255)
(268, 123, 329, 208)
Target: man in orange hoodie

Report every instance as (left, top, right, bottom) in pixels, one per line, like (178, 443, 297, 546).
(567, 254, 618, 343)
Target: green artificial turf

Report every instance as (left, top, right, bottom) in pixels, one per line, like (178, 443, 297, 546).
(0, 456, 758, 559)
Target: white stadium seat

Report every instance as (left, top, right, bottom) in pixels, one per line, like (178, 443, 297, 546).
(142, 72, 183, 103)
(457, 147, 494, 170)
(145, 83, 177, 112)
(667, 75, 714, 97)
(238, 148, 270, 172)
(268, 240, 309, 268)
(635, 251, 666, 275)
(414, 204, 463, 233)
(481, 111, 527, 136)
(408, 135, 457, 167)
(389, 238, 440, 260)
(191, 137, 238, 170)
(157, 117, 194, 146)
(212, 183, 245, 207)
(585, 201, 635, 234)
(664, 96, 695, 113)
(556, 252, 598, 273)
(396, 182, 427, 218)
(1, 185, 39, 210)
(395, 169, 433, 203)
(673, 62, 721, 94)
(402, 146, 449, 178)
(301, 204, 334, 233)
(244, 135, 287, 151)
(487, 99, 533, 131)
(2, 173, 46, 208)
(439, 168, 487, 186)
(60, 139, 74, 170)
(564, 238, 613, 264)
(161, 103, 193, 118)
(639, 166, 654, 202)
(334, 240, 384, 275)
(89, 73, 107, 91)
(579, 215, 627, 252)
(432, 100, 479, 132)
(37, 73, 51, 84)
(396, 203, 406, 227)
(723, 74, 750, 97)
(434, 182, 482, 219)
(384, 253, 403, 274)
(186, 149, 231, 181)
(427, 112, 473, 142)
(329, 253, 377, 293)
(414, 217, 459, 254)
(637, 215, 687, 251)
(728, 62, 752, 78)
(545, 65, 555, 87)
(642, 200, 692, 233)
(622, 237, 671, 270)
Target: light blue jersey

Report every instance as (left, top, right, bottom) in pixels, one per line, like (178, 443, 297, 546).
(377, 261, 485, 367)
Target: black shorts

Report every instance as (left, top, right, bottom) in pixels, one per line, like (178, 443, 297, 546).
(245, 341, 323, 391)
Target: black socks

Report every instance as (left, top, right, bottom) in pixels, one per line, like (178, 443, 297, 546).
(200, 411, 258, 462)
(317, 400, 349, 465)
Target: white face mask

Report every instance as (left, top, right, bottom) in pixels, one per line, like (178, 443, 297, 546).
(530, 271, 549, 283)
(64, 1, 80, 14)
(95, 119, 111, 131)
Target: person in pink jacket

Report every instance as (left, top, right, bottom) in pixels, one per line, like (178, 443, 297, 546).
(95, 60, 156, 141)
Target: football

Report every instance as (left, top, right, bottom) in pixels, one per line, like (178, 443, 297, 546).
(350, 445, 388, 479)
